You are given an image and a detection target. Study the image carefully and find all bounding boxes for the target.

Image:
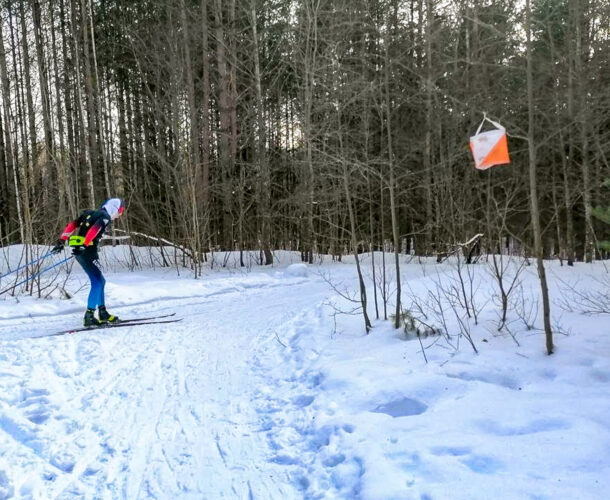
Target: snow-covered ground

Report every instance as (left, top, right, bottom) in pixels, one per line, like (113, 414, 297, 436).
(0, 246, 609, 499)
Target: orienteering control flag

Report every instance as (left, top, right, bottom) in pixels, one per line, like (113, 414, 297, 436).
(469, 116, 510, 170)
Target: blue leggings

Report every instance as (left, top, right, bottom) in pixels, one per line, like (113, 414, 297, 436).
(75, 253, 105, 309)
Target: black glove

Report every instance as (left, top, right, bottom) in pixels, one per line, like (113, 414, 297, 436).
(51, 240, 65, 255)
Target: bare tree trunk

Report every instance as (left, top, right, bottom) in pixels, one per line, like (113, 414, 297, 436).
(250, 1, 273, 265)
(559, 127, 575, 265)
(0, 112, 8, 239)
(32, 0, 56, 203)
(117, 81, 129, 196)
(59, 0, 79, 210)
(424, 0, 434, 255)
(87, 0, 111, 199)
(550, 163, 564, 262)
(302, 0, 320, 264)
(526, 0, 553, 355)
(181, 0, 202, 271)
(18, 2, 36, 197)
(227, 0, 237, 163)
(0, 18, 25, 243)
(384, 44, 402, 329)
(547, 18, 575, 266)
(343, 163, 372, 333)
(214, 0, 233, 250)
(49, 0, 72, 216)
(79, 0, 100, 203)
(71, 0, 95, 206)
(201, 0, 211, 239)
(9, 2, 33, 249)
(363, 101, 379, 320)
(380, 166, 388, 321)
(572, 0, 593, 262)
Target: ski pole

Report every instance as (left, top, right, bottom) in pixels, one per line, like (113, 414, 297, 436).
(0, 255, 73, 297)
(0, 251, 55, 281)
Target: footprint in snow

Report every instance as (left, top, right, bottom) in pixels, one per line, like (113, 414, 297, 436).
(0, 413, 45, 455)
(50, 450, 76, 473)
(478, 417, 570, 436)
(292, 394, 314, 408)
(371, 397, 427, 418)
(82, 462, 103, 477)
(42, 469, 57, 482)
(445, 370, 521, 390)
(432, 445, 504, 474)
(307, 425, 335, 452)
(20, 387, 50, 401)
(270, 454, 301, 465)
(18, 387, 54, 425)
(24, 406, 51, 425)
(430, 446, 471, 457)
(322, 453, 345, 467)
(307, 372, 324, 389)
(460, 454, 504, 474)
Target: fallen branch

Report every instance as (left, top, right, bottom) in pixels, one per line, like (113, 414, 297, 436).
(437, 233, 484, 263)
(111, 229, 196, 261)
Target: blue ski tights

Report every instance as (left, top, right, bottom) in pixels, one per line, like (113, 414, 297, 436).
(75, 253, 105, 309)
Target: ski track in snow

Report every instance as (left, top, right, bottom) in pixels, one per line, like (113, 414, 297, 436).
(0, 273, 327, 499)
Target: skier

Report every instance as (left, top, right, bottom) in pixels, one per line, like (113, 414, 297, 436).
(51, 198, 125, 327)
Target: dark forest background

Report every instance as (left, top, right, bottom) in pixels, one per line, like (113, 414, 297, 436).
(0, 0, 608, 267)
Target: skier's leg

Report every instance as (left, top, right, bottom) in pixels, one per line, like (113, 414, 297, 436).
(75, 254, 99, 309)
(75, 253, 103, 326)
(92, 261, 118, 323)
(89, 259, 106, 307)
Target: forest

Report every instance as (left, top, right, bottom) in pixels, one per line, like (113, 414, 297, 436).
(0, 0, 608, 268)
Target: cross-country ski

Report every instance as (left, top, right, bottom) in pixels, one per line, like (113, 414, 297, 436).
(48, 317, 182, 337)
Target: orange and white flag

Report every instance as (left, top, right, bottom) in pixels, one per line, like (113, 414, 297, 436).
(469, 116, 510, 170)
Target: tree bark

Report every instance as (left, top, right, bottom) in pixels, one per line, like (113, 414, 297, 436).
(0, 17, 25, 243)
(214, 0, 234, 250)
(251, 1, 273, 265)
(384, 43, 402, 329)
(526, 0, 553, 355)
(32, 0, 56, 192)
(201, 0, 211, 236)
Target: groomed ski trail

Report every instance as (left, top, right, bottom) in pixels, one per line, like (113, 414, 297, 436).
(0, 272, 330, 499)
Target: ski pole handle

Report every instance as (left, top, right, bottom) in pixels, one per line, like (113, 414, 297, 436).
(0, 251, 55, 281)
(0, 255, 73, 297)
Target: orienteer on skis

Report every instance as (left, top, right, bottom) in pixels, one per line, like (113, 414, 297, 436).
(51, 198, 125, 327)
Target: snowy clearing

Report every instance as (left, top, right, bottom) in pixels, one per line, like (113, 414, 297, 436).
(1, 248, 609, 499)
